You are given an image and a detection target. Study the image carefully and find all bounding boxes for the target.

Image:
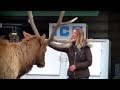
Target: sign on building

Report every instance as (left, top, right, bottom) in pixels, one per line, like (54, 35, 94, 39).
(49, 23, 88, 41)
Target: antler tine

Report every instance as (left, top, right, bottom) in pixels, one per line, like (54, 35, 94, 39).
(48, 11, 65, 43)
(61, 17, 78, 25)
(56, 11, 65, 25)
(27, 11, 40, 37)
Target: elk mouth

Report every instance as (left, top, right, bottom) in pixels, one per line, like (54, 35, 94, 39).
(37, 63, 45, 68)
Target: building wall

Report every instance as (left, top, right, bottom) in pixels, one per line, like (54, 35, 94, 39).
(108, 12, 120, 78)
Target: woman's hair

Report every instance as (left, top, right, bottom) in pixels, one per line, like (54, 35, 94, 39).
(72, 27, 85, 49)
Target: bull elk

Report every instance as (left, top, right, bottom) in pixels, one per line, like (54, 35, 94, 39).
(0, 11, 78, 79)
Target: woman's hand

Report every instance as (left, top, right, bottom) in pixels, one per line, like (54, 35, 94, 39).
(69, 65, 76, 72)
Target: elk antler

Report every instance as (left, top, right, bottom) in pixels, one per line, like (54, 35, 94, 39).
(27, 11, 40, 37)
(27, 11, 78, 48)
(47, 11, 78, 47)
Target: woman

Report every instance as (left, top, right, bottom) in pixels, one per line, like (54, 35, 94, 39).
(48, 27, 92, 79)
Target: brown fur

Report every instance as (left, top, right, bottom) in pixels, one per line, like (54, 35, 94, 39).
(0, 31, 47, 79)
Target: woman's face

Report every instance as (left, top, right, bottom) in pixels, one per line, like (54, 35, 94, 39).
(71, 29, 78, 42)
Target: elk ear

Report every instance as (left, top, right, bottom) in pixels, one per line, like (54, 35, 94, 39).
(23, 31, 32, 38)
(39, 34, 46, 44)
(42, 34, 46, 40)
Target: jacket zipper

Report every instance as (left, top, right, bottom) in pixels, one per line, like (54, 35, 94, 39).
(74, 52, 77, 77)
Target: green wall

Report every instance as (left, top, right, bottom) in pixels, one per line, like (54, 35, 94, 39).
(0, 11, 99, 16)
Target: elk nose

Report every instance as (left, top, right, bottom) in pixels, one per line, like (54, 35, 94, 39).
(38, 62, 45, 67)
